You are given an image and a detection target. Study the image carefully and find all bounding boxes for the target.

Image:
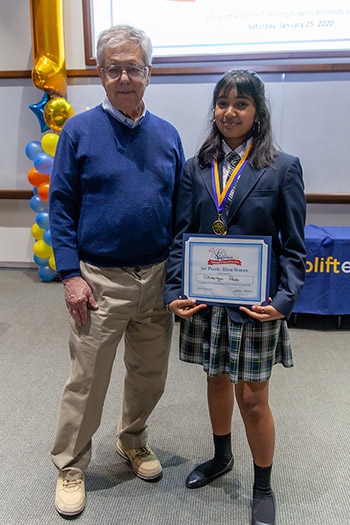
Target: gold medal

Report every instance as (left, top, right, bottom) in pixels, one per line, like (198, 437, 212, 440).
(212, 214, 226, 235)
(211, 145, 252, 236)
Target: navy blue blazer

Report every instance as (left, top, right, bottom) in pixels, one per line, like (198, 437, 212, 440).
(164, 151, 306, 322)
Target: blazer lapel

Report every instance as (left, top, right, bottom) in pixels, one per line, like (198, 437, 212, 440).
(201, 164, 217, 207)
(226, 163, 266, 224)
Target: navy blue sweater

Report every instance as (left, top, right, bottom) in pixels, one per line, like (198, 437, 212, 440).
(49, 105, 185, 279)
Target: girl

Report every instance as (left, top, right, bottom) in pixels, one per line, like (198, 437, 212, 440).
(164, 70, 306, 525)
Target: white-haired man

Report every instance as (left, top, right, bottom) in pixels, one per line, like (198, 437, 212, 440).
(49, 25, 185, 517)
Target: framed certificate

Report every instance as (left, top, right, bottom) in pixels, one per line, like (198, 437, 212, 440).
(182, 234, 271, 306)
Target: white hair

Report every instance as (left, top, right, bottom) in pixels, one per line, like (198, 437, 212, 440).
(96, 25, 153, 67)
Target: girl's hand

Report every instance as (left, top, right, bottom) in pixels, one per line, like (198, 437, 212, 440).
(168, 298, 207, 319)
(239, 299, 284, 322)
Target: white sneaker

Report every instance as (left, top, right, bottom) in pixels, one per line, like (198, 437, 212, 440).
(55, 472, 85, 516)
(116, 439, 162, 480)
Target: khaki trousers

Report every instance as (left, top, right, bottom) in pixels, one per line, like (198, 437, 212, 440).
(51, 260, 172, 477)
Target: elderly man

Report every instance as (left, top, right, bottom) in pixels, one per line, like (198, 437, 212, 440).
(49, 25, 185, 517)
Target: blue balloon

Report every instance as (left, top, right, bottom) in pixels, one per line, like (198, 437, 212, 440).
(30, 195, 48, 213)
(33, 152, 53, 174)
(38, 264, 57, 282)
(36, 210, 50, 230)
(33, 186, 38, 195)
(29, 92, 50, 133)
(33, 254, 49, 266)
(25, 141, 43, 161)
(43, 229, 52, 246)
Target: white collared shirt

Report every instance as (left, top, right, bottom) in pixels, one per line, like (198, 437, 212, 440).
(222, 138, 253, 187)
(102, 96, 146, 128)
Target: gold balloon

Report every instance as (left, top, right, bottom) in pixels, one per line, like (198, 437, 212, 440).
(41, 132, 59, 157)
(44, 97, 74, 132)
(49, 254, 56, 271)
(31, 223, 45, 240)
(33, 239, 53, 259)
(30, 0, 67, 97)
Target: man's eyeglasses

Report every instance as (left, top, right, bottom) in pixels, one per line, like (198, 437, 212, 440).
(101, 65, 148, 80)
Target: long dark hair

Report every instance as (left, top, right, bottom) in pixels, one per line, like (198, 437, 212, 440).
(198, 69, 277, 169)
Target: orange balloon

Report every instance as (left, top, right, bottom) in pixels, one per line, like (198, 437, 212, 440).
(44, 97, 74, 132)
(38, 182, 50, 201)
(28, 168, 50, 187)
(30, 0, 67, 96)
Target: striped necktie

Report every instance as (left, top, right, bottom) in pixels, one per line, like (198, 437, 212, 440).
(224, 151, 241, 213)
(227, 151, 241, 175)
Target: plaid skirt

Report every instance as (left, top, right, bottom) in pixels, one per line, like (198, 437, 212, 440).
(180, 306, 293, 383)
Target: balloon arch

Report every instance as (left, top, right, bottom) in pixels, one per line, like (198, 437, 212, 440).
(25, 0, 74, 281)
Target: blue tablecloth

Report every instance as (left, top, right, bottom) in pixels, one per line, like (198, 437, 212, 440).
(293, 225, 350, 315)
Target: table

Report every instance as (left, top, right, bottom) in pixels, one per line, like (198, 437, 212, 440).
(293, 225, 350, 316)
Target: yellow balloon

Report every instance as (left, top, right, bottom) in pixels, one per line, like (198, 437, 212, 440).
(30, 0, 67, 96)
(31, 223, 45, 240)
(44, 97, 74, 133)
(49, 254, 56, 271)
(41, 133, 59, 157)
(33, 239, 53, 259)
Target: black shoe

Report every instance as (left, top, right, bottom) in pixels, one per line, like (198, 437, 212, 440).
(251, 490, 276, 525)
(185, 456, 234, 489)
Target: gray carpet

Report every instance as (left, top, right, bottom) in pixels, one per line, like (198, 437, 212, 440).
(0, 269, 349, 525)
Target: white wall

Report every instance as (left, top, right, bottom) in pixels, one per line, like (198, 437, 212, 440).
(0, 0, 88, 267)
(0, 0, 86, 71)
(1, 0, 349, 267)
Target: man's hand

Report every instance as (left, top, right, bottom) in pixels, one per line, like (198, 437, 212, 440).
(168, 298, 207, 320)
(62, 276, 99, 326)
